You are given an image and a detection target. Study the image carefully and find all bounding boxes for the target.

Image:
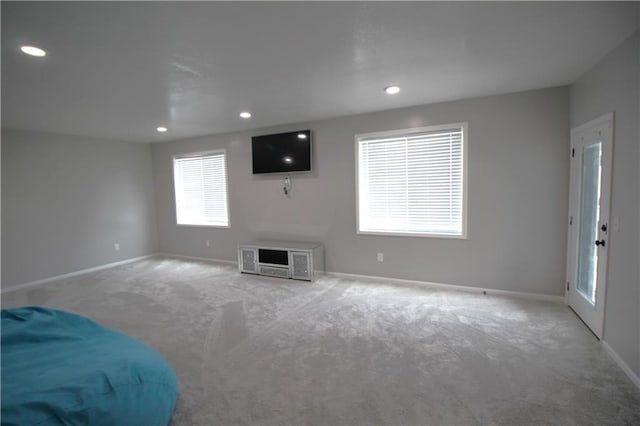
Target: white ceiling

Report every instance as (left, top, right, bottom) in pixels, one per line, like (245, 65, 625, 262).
(2, 2, 638, 143)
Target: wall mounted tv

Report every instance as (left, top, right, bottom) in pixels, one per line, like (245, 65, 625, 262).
(252, 130, 312, 174)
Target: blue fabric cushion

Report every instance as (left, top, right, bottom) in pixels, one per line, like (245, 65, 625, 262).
(1, 307, 178, 425)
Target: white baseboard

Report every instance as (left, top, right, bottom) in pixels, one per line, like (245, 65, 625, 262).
(3, 252, 564, 305)
(157, 252, 238, 266)
(324, 271, 564, 303)
(1, 254, 158, 294)
(159, 254, 562, 302)
(602, 341, 640, 390)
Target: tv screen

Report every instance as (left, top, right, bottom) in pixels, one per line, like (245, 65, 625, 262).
(252, 130, 312, 174)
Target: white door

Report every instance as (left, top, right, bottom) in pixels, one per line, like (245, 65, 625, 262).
(289, 251, 312, 281)
(239, 247, 258, 274)
(566, 113, 613, 338)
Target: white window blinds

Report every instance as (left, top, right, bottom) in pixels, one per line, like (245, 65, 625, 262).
(174, 151, 229, 227)
(357, 125, 466, 237)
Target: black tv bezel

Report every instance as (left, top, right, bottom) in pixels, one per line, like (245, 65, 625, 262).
(251, 129, 312, 175)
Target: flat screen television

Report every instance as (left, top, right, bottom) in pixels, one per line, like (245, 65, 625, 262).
(252, 130, 312, 174)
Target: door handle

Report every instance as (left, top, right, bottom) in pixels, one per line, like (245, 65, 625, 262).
(595, 240, 606, 247)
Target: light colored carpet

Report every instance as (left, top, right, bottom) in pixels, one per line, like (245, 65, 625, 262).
(2, 256, 640, 425)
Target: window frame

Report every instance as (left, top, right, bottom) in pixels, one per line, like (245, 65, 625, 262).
(355, 122, 468, 239)
(173, 149, 231, 229)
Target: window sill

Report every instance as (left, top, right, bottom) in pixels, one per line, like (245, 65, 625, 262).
(176, 223, 230, 229)
(357, 229, 467, 240)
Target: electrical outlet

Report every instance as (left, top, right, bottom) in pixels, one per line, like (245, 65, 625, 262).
(205, 240, 211, 247)
(377, 252, 384, 262)
(114, 243, 120, 252)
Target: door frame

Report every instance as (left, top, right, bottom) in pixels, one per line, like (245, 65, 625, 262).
(565, 112, 614, 339)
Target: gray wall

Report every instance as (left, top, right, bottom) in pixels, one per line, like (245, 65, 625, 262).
(1, 129, 158, 288)
(570, 31, 640, 377)
(153, 87, 570, 296)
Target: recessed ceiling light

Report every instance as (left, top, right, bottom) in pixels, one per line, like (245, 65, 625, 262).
(156, 126, 168, 133)
(384, 85, 401, 95)
(297, 133, 307, 139)
(20, 45, 46, 57)
(240, 111, 252, 119)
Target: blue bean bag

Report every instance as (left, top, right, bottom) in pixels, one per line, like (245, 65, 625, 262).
(1, 307, 178, 425)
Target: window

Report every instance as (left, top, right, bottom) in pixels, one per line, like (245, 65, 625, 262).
(173, 150, 229, 227)
(356, 123, 467, 238)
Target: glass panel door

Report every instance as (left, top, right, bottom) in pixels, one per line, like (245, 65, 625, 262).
(576, 142, 602, 305)
(567, 112, 613, 339)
